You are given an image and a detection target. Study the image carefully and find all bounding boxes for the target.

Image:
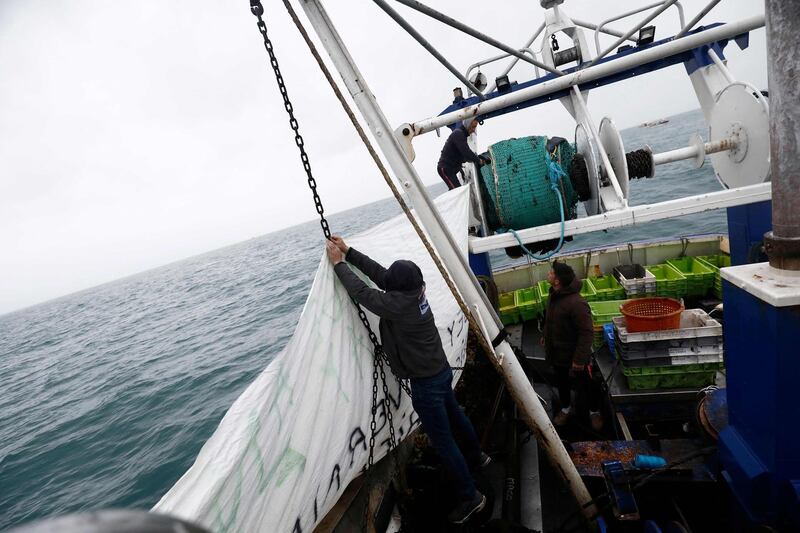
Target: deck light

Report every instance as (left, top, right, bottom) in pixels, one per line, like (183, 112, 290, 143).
(638, 25, 656, 46)
(495, 75, 511, 93)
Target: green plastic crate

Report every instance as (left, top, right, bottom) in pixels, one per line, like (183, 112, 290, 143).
(537, 280, 552, 310)
(499, 292, 520, 325)
(697, 255, 731, 299)
(696, 254, 732, 269)
(580, 278, 598, 302)
(666, 257, 715, 295)
(588, 299, 628, 326)
(587, 275, 625, 301)
(645, 263, 688, 297)
(514, 287, 540, 321)
(621, 361, 722, 390)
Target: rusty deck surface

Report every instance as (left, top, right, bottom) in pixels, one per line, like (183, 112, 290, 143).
(568, 438, 714, 480)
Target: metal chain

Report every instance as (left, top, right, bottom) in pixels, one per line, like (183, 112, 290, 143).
(379, 359, 398, 450)
(249, 0, 405, 476)
(367, 351, 380, 468)
(277, 0, 502, 368)
(551, 33, 560, 51)
(250, 1, 329, 239)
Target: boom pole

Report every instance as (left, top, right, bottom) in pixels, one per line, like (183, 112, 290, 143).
(298, 0, 597, 522)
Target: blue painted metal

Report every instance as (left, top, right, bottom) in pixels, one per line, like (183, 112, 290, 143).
(703, 387, 729, 436)
(719, 280, 800, 527)
(437, 24, 751, 126)
(726, 201, 772, 265)
(468, 251, 492, 278)
(683, 28, 749, 75)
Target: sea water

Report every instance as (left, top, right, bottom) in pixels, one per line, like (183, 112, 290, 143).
(0, 109, 726, 529)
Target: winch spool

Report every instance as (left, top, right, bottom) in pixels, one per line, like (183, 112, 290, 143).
(598, 117, 630, 204)
(626, 148, 655, 179)
(575, 123, 602, 216)
(478, 135, 580, 231)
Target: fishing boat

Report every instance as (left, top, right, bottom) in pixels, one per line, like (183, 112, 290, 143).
(639, 119, 669, 127)
(9, 1, 798, 532)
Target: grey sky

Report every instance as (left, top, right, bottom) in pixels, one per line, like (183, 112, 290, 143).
(0, 0, 767, 314)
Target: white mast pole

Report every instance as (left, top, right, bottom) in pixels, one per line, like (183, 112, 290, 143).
(298, 0, 597, 521)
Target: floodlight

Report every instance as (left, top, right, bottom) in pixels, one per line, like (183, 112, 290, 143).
(638, 25, 656, 46)
(495, 75, 511, 93)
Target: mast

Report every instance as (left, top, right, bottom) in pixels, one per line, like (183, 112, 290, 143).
(298, 0, 597, 521)
(763, 0, 800, 270)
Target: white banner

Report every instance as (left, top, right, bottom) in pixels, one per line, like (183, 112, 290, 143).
(153, 186, 471, 532)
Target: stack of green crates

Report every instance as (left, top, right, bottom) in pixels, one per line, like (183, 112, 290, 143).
(696, 254, 731, 298)
(589, 299, 627, 348)
(580, 279, 598, 302)
(587, 275, 625, 300)
(666, 257, 715, 296)
(622, 362, 723, 390)
(498, 292, 520, 325)
(537, 280, 552, 311)
(513, 287, 540, 322)
(645, 263, 687, 299)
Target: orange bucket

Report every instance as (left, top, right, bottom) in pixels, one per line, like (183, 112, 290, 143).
(619, 297, 684, 332)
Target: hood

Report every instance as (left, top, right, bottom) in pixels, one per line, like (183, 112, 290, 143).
(552, 277, 582, 297)
(384, 260, 424, 292)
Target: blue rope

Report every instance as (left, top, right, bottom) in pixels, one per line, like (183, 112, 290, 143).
(499, 151, 567, 260)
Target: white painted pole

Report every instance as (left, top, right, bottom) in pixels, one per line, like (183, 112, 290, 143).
(652, 145, 699, 165)
(299, 0, 597, 521)
(652, 137, 735, 166)
(409, 15, 765, 136)
(707, 48, 737, 85)
(469, 182, 772, 253)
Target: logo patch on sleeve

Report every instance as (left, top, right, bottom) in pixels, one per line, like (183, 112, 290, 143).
(419, 295, 430, 316)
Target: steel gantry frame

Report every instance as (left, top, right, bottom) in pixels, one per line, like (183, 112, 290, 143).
(297, 0, 771, 524)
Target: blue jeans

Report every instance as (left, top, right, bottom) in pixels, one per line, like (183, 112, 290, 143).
(410, 366, 481, 501)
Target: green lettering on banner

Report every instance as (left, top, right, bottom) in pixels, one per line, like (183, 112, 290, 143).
(266, 362, 294, 432)
(268, 446, 307, 487)
(207, 422, 307, 531)
(321, 352, 351, 403)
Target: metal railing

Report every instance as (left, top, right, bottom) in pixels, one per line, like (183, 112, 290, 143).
(591, 0, 684, 64)
(465, 48, 542, 92)
(676, 0, 723, 38)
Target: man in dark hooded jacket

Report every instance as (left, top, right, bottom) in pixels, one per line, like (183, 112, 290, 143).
(437, 117, 489, 190)
(543, 261, 603, 430)
(325, 235, 488, 524)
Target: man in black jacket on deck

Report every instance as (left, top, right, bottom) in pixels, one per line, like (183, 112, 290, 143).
(437, 117, 489, 190)
(325, 235, 488, 524)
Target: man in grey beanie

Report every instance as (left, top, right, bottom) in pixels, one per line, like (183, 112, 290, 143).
(325, 235, 490, 524)
(436, 117, 489, 190)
